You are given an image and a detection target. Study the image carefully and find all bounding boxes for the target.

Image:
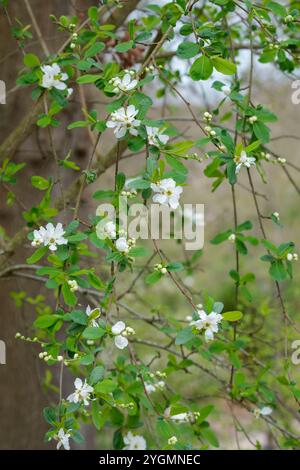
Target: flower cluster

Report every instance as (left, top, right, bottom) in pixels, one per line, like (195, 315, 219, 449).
(115, 236, 136, 254)
(110, 71, 138, 94)
(111, 321, 135, 349)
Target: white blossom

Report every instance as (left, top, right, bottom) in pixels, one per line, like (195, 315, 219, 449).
(68, 279, 78, 292)
(123, 431, 147, 450)
(41, 63, 68, 91)
(190, 308, 222, 341)
(145, 380, 165, 394)
(110, 72, 138, 94)
(32, 222, 68, 251)
(67, 378, 94, 406)
(146, 126, 169, 147)
(223, 85, 231, 96)
(228, 233, 236, 243)
(106, 105, 141, 139)
(168, 436, 178, 445)
(111, 321, 129, 349)
(104, 221, 117, 239)
(86, 305, 101, 327)
(115, 237, 129, 253)
(151, 178, 183, 210)
(253, 406, 273, 419)
(56, 428, 71, 450)
(234, 151, 256, 174)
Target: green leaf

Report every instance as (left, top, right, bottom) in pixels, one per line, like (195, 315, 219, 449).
(24, 53, 40, 68)
(89, 366, 105, 385)
(62, 283, 77, 306)
(189, 56, 213, 81)
(84, 42, 105, 58)
(76, 74, 102, 84)
(177, 41, 200, 59)
(253, 121, 270, 144)
(94, 379, 117, 394)
(26, 246, 48, 264)
(82, 326, 106, 340)
(269, 260, 287, 281)
(115, 40, 134, 53)
(222, 311, 243, 322)
(34, 314, 59, 329)
(43, 407, 57, 425)
(68, 310, 88, 325)
(212, 57, 237, 75)
(145, 271, 163, 284)
(175, 327, 194, 345)
(31, 175, 50, 191)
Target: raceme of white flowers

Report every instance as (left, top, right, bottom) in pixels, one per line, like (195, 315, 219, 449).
(145, 380, 165, 394)
(111, 321, 135, 349)
(151, 178, 183, 210)
(41, 63, 68, 91)
(146, 126, 169, 147)
(55, 428, 71, 450)
(32, 222, 68, 251)
(123, 431, 147, 450)
(85, 305, 101, 327)
(67, 378, 94, 406)
(106, 105, 141, 139)
(234, 150, 256, 174)
(68, 279, 78, 292)
(115, 236, 136, 254)
(110, 71, 138, 94)
(190, 308, 223, 341)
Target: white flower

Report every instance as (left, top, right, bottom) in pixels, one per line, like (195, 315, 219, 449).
(170, 412, 189, 422)
(106, 105, 141, 139)
(146, 126, 169, 147)
(151, 178, 183, 210)
(112, 321, 129, 349)
(145, 382, 156, 394)
(145, 380, 165, 394)
(31, 222, 68, 251)
(41, 63, 68, 91)
(56, 428, 71, 450)
(111, 73, 138, 93)
(254, 406, 273, 419)
(104, 221, 117, 239)
(123, 432, 147, 450)
(168, 436, 178, 445)
(68, 279, 78, 292)
(234, 151, 256, 174)
(85, 305, 101, 327)
(228, 233, 236, 242)
(223, 85, 231, 96)
(115, 237, 129, 253)
(248, 115, 258, 124)
(287, 252, 298, 261)
(67, 378, 94, 406)
(190, 309, 222, 341)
